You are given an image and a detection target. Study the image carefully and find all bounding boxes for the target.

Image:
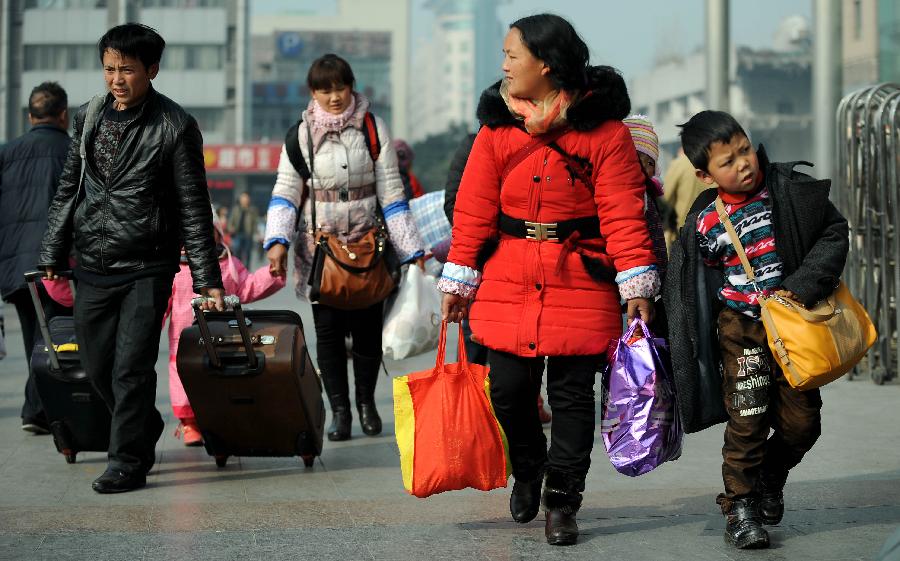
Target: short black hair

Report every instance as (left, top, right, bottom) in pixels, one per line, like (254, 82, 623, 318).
(28, 81, 67, 119)
(307, 54, 355, 91)
(678, 110, 748, 172)
(97, 23, 166, 70)
(510, 14, 590, 91)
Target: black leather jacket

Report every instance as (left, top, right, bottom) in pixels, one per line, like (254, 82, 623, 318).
(39, 88, 222, 291)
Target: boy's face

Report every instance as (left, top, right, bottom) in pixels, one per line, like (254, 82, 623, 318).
(637, 152, 657, 178)
(696, 133, 760, 194)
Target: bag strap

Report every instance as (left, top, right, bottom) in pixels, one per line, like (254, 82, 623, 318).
(714, 197, 793, 366)
(547, 140, 594, 195)
(362, 112, 381, 163)
(713, 197, 758, 287)
(434, 321, 469, 371)
(307, 121, 317, 233)
(284, 119, 311, 181)
(500, 126, 570, 185)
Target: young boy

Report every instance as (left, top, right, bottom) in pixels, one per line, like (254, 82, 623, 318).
(676, 111, 849, 549)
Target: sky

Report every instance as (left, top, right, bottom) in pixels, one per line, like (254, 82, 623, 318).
(252, 0, 814, 81)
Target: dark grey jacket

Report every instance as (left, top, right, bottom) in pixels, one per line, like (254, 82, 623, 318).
(0, 124, 70, 299)
(664, 146, 849, 433)
(38, 87, 222, 291)
(443, 133, 476, 225)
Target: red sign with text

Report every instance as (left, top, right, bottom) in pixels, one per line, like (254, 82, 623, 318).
(203, 144, 282, 173)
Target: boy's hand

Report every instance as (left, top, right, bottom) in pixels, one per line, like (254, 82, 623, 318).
(626, 297, 655, 324)
(775, 289, 799, 301)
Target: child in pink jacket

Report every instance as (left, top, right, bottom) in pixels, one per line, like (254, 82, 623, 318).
(165, 243, 285, 445)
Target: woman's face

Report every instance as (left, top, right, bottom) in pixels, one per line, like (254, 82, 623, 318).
(502, 27, 553, 100)
(311, 83, 353, 115)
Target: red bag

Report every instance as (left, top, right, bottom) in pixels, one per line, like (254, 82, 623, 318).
(393, 322, 511, 498)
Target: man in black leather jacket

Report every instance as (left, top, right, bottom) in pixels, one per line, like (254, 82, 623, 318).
(38, 24, 224, 494)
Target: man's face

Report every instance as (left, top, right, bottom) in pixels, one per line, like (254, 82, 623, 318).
(239, 193, 250, 207)
(696, 133, 760, 195)
(102, 49, 158, 109)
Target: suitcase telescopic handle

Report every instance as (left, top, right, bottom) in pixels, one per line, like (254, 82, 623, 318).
(190, 295, 259, 370)
(23, 270, 76, 372)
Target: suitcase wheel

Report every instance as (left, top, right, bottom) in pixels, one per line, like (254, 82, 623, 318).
(63, 450, 76, 464)
(301, 455, 315, 468)
(214, 455, 229, 468)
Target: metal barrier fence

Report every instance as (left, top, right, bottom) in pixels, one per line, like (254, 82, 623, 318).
(835, 83, 900, 384)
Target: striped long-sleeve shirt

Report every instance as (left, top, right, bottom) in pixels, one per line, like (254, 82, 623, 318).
(696, 186, 783, 319)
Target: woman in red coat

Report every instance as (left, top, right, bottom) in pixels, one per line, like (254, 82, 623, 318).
(439, 14, 659, 546)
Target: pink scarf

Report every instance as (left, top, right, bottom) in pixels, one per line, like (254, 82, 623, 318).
(306, 93, 370, 150)
(500, 79, 573, 135)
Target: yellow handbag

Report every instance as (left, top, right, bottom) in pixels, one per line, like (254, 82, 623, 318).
(714, 198, 876, 390)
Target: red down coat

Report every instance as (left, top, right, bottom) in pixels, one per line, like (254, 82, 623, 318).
(447, 69, 656, 357)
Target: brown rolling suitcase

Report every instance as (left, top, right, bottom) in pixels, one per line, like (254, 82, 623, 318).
(176, 296, 325, 468)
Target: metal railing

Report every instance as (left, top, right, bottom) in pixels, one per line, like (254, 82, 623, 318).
(835, 83, 900, 384)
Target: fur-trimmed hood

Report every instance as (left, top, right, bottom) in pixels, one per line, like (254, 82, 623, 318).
(476, 65, 631, 132)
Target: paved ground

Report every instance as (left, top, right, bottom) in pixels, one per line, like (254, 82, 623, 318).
(1, 285, 898, 561)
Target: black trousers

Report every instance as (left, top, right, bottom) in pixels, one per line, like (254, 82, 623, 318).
(717, 308, 822, 502)
(74, 276, 171, 474)
(7, 285, 72, 420)
(311, 301, 384, 407)
(487, 349, 603, 488)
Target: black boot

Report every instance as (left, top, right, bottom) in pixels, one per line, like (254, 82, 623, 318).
(720, 496, 770, 549)
(327, 405, 352, 442)
(758, 477, 785, 525)
(510, 473, 543, 523)
(317, 355, 352, 441)
(353, 352, 383, 436)
(542, 471, 582, 546)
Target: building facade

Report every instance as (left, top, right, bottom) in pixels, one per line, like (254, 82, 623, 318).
(842, 0, 900, 91)
(408, 0, 504, 143)
(250, 0, 410, 143)
(629, 17, 813, 168)
(0, 0, 249, 144)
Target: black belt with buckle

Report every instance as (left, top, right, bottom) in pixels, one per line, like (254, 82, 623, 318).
(498, 212, 600, 242)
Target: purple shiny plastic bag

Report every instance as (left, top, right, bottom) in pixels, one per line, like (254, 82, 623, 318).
(601, 319, 683, 477)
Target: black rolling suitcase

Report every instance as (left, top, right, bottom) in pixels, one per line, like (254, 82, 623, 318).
(176, 296, 325, 468)
(24, 271, 111, 463)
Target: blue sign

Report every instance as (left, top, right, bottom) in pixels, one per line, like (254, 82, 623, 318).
(277, 32, 304, 57)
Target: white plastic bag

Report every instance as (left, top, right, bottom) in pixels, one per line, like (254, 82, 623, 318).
(382, 266, 442, 360)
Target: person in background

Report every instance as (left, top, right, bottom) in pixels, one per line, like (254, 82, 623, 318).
(215, 205, 231, 246)
(440, 14, 658, 545)
(0, 81, 71, 434)
(663, 147, 711, 245)
(228, 192, 259, 266)
(393, 139, 425, 199)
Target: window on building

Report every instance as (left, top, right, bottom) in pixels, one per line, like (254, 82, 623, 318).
(161, 45, 224, 71)
(776, 101, 794, 114)
(24, 45, 97, 71)
(139, 0, 225, 7)
(25, 0, 106, 8)
(854, 0, 862, 40)
(189, 108, 225, 134)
